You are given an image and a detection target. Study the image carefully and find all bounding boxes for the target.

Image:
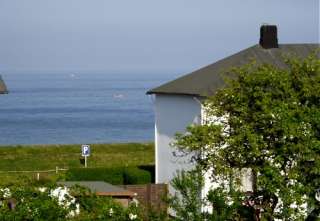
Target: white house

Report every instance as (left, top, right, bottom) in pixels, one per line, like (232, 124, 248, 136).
(147, 25, 319, 198)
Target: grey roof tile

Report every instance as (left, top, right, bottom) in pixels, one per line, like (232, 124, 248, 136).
(147, 44, 319, 97)
(57, 181, 135, 197)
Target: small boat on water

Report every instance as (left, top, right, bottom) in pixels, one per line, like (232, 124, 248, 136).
(0, 75, 8, 94)
(113, 93, 125, 99)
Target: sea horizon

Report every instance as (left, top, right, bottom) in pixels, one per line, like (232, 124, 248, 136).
(0, 71, 180, 145)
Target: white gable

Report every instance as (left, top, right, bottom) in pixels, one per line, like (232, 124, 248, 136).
(153, 94, 201, 194)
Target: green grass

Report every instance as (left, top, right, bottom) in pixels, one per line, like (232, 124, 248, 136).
(0, 143, 154, 185)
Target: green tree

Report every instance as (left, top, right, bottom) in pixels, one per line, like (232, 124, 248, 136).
(167, 168, 204, 221)
(174, 52, 320, 220)
(168, 168, 256, 221)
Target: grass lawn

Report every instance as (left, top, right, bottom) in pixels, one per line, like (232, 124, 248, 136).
(0, 143, 154, 185)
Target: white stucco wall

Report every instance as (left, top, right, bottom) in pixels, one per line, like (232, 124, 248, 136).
(154, 94, 201, 194)
(153, 94, 253, 205)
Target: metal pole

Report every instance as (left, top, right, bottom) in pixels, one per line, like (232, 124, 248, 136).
(85, 155, 87, 168)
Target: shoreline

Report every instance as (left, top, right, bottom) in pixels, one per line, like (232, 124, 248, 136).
(0, 141, 154, 148)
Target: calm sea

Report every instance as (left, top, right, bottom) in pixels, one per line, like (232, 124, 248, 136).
(0, 72, 178, 145)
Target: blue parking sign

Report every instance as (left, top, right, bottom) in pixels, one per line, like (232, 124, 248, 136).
(81, 145, 90, 157)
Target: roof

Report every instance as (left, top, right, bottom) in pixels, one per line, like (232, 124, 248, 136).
(147, 44, 319, 97)
(57, 181, 136, 197)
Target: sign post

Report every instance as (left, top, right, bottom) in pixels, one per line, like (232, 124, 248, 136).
(316, 188, 320, 202)
(81, 145, 90, 168)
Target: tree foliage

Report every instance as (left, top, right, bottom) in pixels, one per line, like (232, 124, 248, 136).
(174, 52, 320, 220)
(167, 168, 204, 221)
(0, 185, 70, 220)
(168, 169, 258, 221)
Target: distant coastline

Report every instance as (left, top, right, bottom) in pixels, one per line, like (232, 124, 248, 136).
(0, 75, 8, 94)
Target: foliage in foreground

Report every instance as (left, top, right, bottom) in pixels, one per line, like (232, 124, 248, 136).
(0, 183, 145, 221)
(167, 168, 204, 220)
(173, 52, 320, 220)
(168, 169, 255, 221)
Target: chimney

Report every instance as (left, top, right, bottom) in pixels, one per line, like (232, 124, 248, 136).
(259, 25, 278, 49)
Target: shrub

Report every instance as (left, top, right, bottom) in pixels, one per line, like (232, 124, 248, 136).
(65, 167, 152, 185)
(0, 184, 145, 221)
(0, 186, 70, 220)
(138, 165, 155, 183)
(65, 167, 124, 185)
(124, 167, 152, 184)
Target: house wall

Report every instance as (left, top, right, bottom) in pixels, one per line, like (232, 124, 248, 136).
(154, 94, 201, 194)
(153, 94, 253, 207)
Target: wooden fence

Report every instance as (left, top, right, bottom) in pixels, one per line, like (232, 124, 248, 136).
(121, 183, 168, 211)
(0, 167, 68, 174)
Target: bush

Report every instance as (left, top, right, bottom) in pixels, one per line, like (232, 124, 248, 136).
(0, 186, 70, 220)
(138, 165, 155, 183)
(0, 184, 145, 221)
(124, 167, 152, 184)
(65, 167, 152, 185)
(66, 167, 124, 185)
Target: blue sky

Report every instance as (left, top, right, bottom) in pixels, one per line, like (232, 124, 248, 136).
(0, 0, 318, 73)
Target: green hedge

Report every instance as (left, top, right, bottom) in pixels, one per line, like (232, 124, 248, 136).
(65, 166, 152, 185)
(138, 165, 155, 183)
(123, 167, 151, 184)
(65, 167, 124, 185)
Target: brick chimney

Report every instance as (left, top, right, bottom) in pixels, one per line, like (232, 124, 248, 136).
(259, 25, 278, 49)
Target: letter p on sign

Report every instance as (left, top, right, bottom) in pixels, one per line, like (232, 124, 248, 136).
(81, 145, 90, 157)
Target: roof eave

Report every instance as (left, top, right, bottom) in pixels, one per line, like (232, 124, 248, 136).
(96, 191, 136, 197)
(146, 91, 204, 97)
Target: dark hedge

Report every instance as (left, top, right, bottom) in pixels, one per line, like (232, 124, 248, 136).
(66, 166, 152, 185)
(123, 167, 152, 184)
